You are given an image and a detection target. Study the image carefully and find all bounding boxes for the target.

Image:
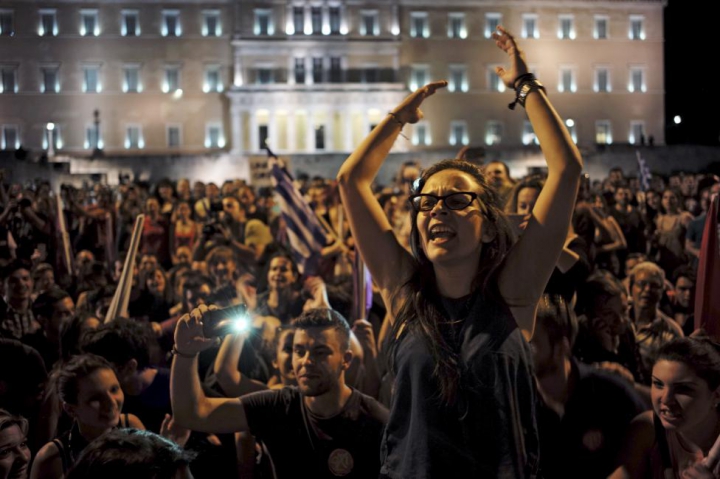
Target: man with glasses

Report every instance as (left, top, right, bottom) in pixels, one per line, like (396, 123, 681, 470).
(627, 261, 683, 381)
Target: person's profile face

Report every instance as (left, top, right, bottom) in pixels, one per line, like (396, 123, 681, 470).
(651, 359, 719, 433)
(0, 424, 31, 479)
(416, 169, 486, 267)
(49, 297, 75, 336)
(485, 163, 508, 186)
(292, 327, 347, 397)
(275, 328, 297, 385)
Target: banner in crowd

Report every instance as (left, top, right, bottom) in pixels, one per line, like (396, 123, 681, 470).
(694, 194, 720, 338)
(636, 151, 652, 192)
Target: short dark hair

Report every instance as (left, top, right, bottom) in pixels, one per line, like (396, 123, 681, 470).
(1, 260, 32, 282)
(32, 287, 71, 320)
(576, 271, 625, 319)
(536, 294, 578, 348)
(182, 272, 214, 294)
(81, 317, 154, 371)
(66, 428, 196, 479)
(671, 265, 695, 285)
(52, 354, 115, 405)
(291, 308, 351, 351)
(205, 246, 237, 268)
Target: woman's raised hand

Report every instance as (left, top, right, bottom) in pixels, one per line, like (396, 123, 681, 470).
(391, 81, 448, 125)
(491, 25, 529, 89)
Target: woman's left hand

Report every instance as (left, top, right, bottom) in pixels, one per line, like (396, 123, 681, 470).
(160, 414, 191, 448)
(491, 25, 529, 89)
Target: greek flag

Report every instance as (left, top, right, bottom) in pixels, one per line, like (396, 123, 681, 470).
(267, 147, 326, 275)
(636, 151, 651, 192)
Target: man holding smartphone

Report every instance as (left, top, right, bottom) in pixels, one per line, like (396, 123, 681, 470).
(171, 306, 388, 478)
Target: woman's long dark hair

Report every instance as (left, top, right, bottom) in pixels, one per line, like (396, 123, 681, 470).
(389, 159, 515, 405)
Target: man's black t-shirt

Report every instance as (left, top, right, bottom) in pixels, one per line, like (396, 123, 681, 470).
(242, 386, 388, 478)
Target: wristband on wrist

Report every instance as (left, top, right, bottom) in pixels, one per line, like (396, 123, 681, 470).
(508, 74, 546, 110)
(171, 345, 198, 358)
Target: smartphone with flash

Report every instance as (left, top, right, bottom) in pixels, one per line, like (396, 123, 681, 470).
(202, 304, 250, 337)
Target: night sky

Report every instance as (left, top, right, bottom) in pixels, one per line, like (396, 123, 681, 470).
(664, 1, 719, 145)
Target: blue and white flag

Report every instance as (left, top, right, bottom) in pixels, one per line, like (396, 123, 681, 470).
(267, 147, 326, 275)
(636, 151, 651, 192)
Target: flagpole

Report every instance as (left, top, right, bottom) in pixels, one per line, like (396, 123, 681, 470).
(105, 214, 144, 323)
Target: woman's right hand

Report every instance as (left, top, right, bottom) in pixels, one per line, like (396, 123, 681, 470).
(174, 304, 218, 356)
(390, 81, 447, 124)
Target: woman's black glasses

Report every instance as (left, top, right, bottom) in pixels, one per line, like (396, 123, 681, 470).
(409, 192, 479, 212)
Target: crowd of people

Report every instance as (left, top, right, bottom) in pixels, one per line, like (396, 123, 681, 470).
(1, 26, 720, 479)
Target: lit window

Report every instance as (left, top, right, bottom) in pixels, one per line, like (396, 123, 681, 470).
(485, 13, 501, 38)
(1, 125, 19, 150)
(594, 67, 610, 92)
(39, 9, 57, 36)
(485, 121, 502, 146)
(311, 7, 322, 34)
(125, 125, 143, 149)
(629, 121, 645, 145)
(1, 9, 15, 36)
(522, 14, 538, 39)
(83, 65, 101, 93)
(522, 121, 538, 145)
(0, 66, 17, 94)
(204, 65, 222, 92)
(80, 10, 99, 36)
(450, 121, 469, 146)
(448, 13, 466, 39)
(203, 10, 221, 36)
(410, 65, 429, 91)
(360, 11, 379, 36)
(122, 10, 139, 36)
(162, 10, 181, 37)
(206, 124, 224, 148)
(558, 15, 575, 39)
(413, 122, 431, 146)
(254, 9, 273, 35)
(448, 64, 468, 93)
(410, 12, 429, 39)
(628, 67, 645, 92)
(41, 66, 59, 93)
(488, 67, 505, 92)
(558, 67, 576, 93)
(123, 65, 141, 93)
(594, 15, 608, 39)
(292, 7, 304, 35)
(629, 15, 645, 40)
(84, 124, 102, 150)
(595, 120, 612, 144)
(329, 7, 341, 34)
(163, 66, 181, 93)
(167, 125, 182, 148)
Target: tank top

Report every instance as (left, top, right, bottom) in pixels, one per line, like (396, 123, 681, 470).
(651, 413, 720, 479)
(380, 290, 540, 478)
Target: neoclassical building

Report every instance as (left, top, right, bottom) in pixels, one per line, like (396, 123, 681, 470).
(0, 0, 666, 164)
